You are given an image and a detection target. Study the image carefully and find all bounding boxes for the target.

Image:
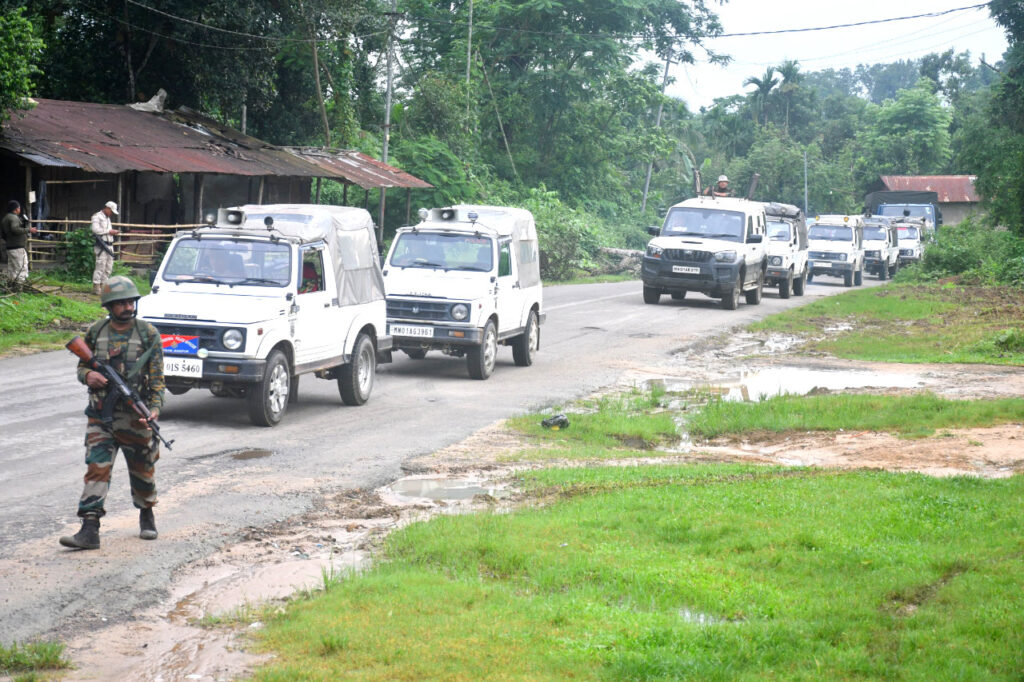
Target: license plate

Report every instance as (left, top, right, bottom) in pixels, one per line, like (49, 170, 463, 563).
(164, 357, 203, 378)
(390, 324, 433, 338)
(815, 261, 834, 268)
(672, 265, 700, 274)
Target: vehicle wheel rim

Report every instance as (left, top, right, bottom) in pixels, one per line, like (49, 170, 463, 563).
(357, 344, 374, 395)
(484, 327, 497, 371)
(268, 363, 288, 414)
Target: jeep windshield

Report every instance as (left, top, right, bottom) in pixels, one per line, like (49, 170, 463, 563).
(390, 232, 494, 271)
(767, 221, 791, 241)
(863, 227, 888, 241)
(898, 226, 920, 240)
(808, 225, 854, 241)
(662, 207, 744, 242)
(162, 238, 292, 287)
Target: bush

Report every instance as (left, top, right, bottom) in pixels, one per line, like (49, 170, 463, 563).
(62, 227, 95, 281)
(896, 217, 1024, 286)
(518, 186, 601, 281)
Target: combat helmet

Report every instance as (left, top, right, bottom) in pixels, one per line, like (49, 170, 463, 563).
(100, 276, 141, 306)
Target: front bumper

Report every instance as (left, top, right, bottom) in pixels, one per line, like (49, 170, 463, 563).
(641, 256, 741, 296)
(809, 259, 855, 276)
(165, 356, 266, 389)
(388, 321, 485, 349)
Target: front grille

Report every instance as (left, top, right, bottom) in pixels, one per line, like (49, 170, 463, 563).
(809, 251, 844, 261)
(664, 248, 713, 263)
(900, 249, 916, 256)
(153, 323, 233, 352)
(387, 299, 452, 322)
(864, 250, 880, 259)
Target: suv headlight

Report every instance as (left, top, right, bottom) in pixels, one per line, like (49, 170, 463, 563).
(838, 253, 847, 262)
(451, 303, 469, 321)
(646, 244, 663, 259)
(222, 328, 244, 350)
(769, 256, 783, 266)
(714, 250, 737, 263)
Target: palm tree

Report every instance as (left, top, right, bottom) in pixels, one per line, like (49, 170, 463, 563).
(777, 60, 802, 134)
(744, 67, 778, 127)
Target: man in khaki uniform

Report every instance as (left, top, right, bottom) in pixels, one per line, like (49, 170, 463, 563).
(91, 201, 120, 295)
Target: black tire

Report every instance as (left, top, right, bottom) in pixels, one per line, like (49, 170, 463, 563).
(289, 375, 299, 404)
(512, 310, 539, 367)
(404, 348, 428, 360)
(879, 262, 888, 280)
(670, 291, 687, 300)
(806, 269, 814, 283)
(779, 271, 792, 299)
(793, 266, 807, 296)
(854, 265, 864, 286)
(843, 270, 853, 287)
(744, 269, 764, 305)
(467, 320, 497, 380)
(247, 349, 290, 426)
(338, 333, 375, 406)
(642, 285, 661, 304)
(721, 283, 740, 310)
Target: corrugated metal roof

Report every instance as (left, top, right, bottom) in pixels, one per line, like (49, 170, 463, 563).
(879, 175, 980, 203)
(285, 147, 433, 190)
(0, 98, 428, 188)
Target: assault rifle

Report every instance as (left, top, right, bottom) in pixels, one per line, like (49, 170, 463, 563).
(66, 336, 174, 450)
(94, 236, 115, 258)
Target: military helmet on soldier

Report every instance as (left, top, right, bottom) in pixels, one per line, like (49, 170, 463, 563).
(100, 276, 141, 306)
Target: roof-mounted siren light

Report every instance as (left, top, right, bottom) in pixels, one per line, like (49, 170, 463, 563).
(218, 208, 246, 227)
(204, 212, 216, 226)
(417, 207, 429, 222)
(467, 211, 478, 224)
(264, 215, 274, 231)
(439, 208, 456, 221)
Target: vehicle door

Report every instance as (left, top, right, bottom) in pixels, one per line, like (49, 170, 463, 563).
(293, 244, 335, 365)
(495, 238, 525, 335)
(744, 214, 764, 285)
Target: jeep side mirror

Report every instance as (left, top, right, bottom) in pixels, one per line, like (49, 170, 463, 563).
(647, 226, 660, 236)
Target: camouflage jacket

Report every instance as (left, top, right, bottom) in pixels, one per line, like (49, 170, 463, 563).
(77, 317, 165, 412)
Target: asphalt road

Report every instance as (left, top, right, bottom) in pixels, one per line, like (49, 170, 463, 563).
(0, 276, 870, 643)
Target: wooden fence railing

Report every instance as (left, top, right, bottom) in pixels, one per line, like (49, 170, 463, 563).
(26, 219, 203, 270)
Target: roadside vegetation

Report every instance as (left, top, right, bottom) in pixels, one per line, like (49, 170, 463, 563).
(0, 641, 70, 679)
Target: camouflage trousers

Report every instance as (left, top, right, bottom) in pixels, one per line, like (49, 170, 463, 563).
(77, 411, 160, 518)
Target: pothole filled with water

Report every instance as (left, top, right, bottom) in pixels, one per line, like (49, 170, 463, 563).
(382, 476, 511, 504)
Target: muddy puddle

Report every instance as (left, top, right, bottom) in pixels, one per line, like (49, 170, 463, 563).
(381, 475, 511, 504)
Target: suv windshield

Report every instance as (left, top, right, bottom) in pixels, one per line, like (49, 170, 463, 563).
(163, 238, 291, 286)
(808, 225, 854, 241)
(863, 227, 888, 241)
(767, 220, 791, 241)
(898, 226, 920, 240)
(390, 232, 494, 271)
(662, 207, 744, 242)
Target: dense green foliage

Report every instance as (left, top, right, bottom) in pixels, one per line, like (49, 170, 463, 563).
(3, 0, 1023, 271)
(0, 7, 43, 124)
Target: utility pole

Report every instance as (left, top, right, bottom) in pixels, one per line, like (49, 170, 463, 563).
(803, 149, 808, 216)
(379, 0, 398, 244)
(641, 52, 672, 214)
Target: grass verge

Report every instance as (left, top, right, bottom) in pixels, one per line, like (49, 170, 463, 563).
(749, 283, 1024, 365)
(0, 641, 71, 677)
(252, 463, 1024, 680)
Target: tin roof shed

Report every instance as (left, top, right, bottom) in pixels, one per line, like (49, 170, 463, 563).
(876, 175, 980, 204)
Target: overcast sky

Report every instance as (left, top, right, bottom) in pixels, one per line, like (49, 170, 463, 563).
(667, 0, 1009, 110)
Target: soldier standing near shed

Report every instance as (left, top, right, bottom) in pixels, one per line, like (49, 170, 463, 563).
(60, 276, 165, 550)
(91, 201, 120, 295)
(2, 200, 38, 284)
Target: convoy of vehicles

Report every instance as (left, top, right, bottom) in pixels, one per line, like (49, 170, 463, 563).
(641, 196, 768, 310)
(382, 205, 544, 380)
(862, 216, 900, 280)
(806, 214, 865, 287)
(762, 202, 808, 298)
(139, 204, 391, 426)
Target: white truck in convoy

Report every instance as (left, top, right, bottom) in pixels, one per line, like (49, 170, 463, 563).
(382, 205, 544, 380)
(139, 204, 391, 426)
(895, 217, 926, 265)
(762, 201, 808, 298)
(642, 196, 768, 310)
(807, 214, 865, 288)
(862, 216, 900, 280)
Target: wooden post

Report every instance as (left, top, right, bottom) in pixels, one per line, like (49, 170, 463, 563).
(405, 188, 412, 225)
(316, 177, 322, 203)
(378, 187, 387, 245)
(343, 183, 348, 205)
(257, 176, 265, 204)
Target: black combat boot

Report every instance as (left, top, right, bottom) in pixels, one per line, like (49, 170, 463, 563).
(139, 507, 158, 540)
(59, 515, 100, 550)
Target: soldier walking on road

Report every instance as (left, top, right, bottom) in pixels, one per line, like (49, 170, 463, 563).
(2, 200, 38, 284)
(91, 201, 120, 296)
(60, 276, 165, 550)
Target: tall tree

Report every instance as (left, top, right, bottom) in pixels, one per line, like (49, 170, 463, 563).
(0, 7, 44, 124)
(744, 66, 778, 126)
(776, 59, 802, 133)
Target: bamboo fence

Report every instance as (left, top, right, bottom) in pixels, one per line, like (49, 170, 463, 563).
(26, 219, 204, 270)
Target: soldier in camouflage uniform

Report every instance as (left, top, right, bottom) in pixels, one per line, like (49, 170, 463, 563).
(60, 276, 165, 550)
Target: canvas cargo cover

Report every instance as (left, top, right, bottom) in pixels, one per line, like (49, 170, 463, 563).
(422, 205, 541, 289)
(227, 204, 385, 306)
(762, 202, 803, 220)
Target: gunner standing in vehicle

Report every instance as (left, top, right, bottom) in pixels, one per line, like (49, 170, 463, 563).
(703, 175, 734, 197)
(60, 276, 165, 550)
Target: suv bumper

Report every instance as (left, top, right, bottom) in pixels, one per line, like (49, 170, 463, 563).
(165, 356, 266, 391)
(389, 321, 485, 349)
(641, 256, 741, 296)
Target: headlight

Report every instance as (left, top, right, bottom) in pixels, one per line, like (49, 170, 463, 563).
(451, 303, 469, 321)
(769, 256, 782, 266)
(714, 250, 737, 263)
(838, 253, 847, 262)
(222, 328, 244, 350)
(646, 244, 663, 259)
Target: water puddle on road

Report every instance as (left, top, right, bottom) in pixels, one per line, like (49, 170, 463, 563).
(382, 476, 511, 504)
(231, 448, 273, 460)
(645, 366, 925, 402)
